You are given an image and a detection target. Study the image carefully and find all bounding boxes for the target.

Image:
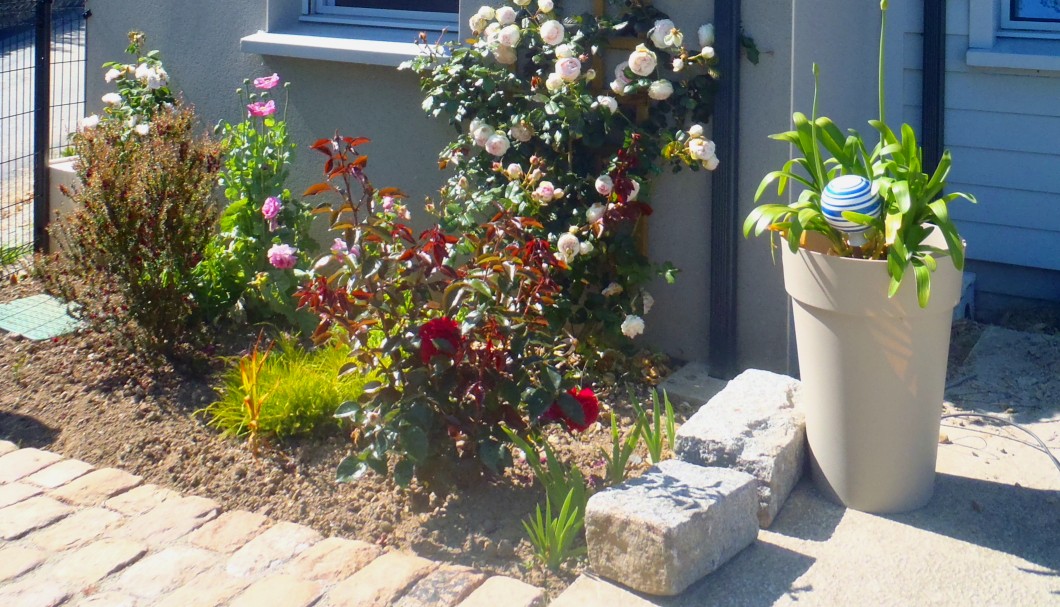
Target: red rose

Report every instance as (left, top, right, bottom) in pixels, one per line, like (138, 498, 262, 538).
(541, 387, 600, 432)
(419, 317, 463, 364)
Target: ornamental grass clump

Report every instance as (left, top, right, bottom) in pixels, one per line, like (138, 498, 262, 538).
(402, 1, 727, 369)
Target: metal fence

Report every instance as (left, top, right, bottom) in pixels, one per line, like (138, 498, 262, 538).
(0, 0, 87, 255)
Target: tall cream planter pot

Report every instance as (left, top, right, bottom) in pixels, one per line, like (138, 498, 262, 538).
(782, 233, 962, 513)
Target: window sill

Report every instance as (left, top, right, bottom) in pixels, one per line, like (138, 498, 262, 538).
(966, 36, 1060, 75)
(240, 22, 452, 67)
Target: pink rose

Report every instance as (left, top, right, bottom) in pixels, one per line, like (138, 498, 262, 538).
(253, 73, 281, 89)
(247, 100, 276, 117)
(262, 196, 282, 220)
(555, 57, 582, 82)
(267, 244, 298, 270)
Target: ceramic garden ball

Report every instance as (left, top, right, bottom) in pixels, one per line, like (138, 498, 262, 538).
(820, 174, 882, 247)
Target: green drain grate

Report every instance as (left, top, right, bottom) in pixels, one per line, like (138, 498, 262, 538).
(0, 294, 81, 340)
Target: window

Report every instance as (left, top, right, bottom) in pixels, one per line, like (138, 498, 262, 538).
(1003, 1, 1060, 33)
(967, 0, 1060, 72)
(306, 0, 459, 31)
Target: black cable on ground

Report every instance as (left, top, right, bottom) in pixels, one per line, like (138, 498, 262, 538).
(941, 413, 1060, 475)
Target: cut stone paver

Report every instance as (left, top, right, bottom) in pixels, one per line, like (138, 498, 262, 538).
(0, 440, 18, 456)
(188, 510, 271, 553)
(675, 369, 806, 527)
(395, 564, 488, 607)
(549, 574, 656, 607)
(227, 521, 323, 579)
(0, 576, 72, 607)
(44, 538, 147, 592)
(50, 468, 142, 506)
(24, 459, 93, 489)
(109, 495, 218, 547)
(28, 507, 123, 552)
(284, 536, 381, 584)
(153, 569, 251, 607)
(102, 484, 181, 516)
(0, 481, 42, 509)
(0, 545, 47, 583)
(658, 361, 728, 408)
(111, 545, 221, 600)
(324, 551, 438, 607)
(457, 576, 545, 607)
(0, 448, 63, 483)
(67, 592, 140, 607)
(0, 495, 74, 540)
(586, 461, 759, 596)
(229, 574, 323, 607)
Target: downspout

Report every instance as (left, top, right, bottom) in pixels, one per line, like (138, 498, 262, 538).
(708, 0, 741, 379)
(922, 0, 946, 171)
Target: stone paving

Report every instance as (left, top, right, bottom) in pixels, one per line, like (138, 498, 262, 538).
(0, 441, 546, 607)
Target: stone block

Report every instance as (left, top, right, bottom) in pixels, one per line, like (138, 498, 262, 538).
(0, 545, 47, 583)
(29, 507, 123, 552)
(675, 369, 806, 527)
(67, 592, 140, 607)
(0, 495, 73, 540)
(45, 538, 147, 591)
(110, 495, 219, 547)
(112, 546, 220, 600)
(103, 484, 181, 516)
(227, 521, 322, 579)
(456, 576, 544, 607)
(51, 468, 142, 506)
(0, 448, 63, 484)
(0, 440, 18, 456)
(229, 574, 323, 607)
(0, 576, 71, 607)
(550, 574, 657, 607)
(154, 569, 250, 607)
(0, 481, 42, 509)
(324, 551, 437, 607)
(658, 362, 728, 407)
(394, 565, 488, 607)
(188, 510, 271, 553)
(284, 536, 380, 584)
(25, 458, 93, 489)
(585, 460, 759, 596)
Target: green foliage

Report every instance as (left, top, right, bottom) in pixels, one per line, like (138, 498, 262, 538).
(202, 334, 375, 440)
(99, 32, 176, 138)
(601, 410, 642, 485)
(0, 244, 31, 269)
(743, 4, 975, 307)
(632, 389, 676, 464)
(44, 104, 221, 352)
(522, 487, 588, 572)
(505, 428, 588, 512)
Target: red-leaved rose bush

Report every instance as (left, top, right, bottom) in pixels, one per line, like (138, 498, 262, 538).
(297, 135, 601, 484)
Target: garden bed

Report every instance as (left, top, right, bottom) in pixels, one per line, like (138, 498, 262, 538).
(0, 276, 680, 595)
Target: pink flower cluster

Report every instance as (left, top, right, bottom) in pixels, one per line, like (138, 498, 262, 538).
(267, 243, 298, 270)
(262, 196, 283, 231)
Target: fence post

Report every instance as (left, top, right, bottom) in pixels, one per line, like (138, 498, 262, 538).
(33, 0, 53, 252)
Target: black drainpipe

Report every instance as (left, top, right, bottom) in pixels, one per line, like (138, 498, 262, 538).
(708, 0, 740, 380)
(922, 0, 946, 172)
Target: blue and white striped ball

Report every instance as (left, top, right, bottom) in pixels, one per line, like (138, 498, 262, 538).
(820, 174, 882, 247)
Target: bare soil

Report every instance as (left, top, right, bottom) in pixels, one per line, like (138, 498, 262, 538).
(0, 275, 679, 595)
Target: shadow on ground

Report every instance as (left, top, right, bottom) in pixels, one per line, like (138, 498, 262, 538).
(0, 410, 59, 448)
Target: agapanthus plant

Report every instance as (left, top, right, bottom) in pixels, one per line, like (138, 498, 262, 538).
(401, 0, 724, 370)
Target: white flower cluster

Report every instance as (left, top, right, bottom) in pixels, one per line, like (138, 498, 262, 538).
(610, 19, 716, 102)
(469, 117, 511, 157)
(686, 124, 720, 171)
(555, 230, 593, 263)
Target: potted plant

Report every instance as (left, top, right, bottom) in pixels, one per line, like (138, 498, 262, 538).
(743, 1, 976, 513)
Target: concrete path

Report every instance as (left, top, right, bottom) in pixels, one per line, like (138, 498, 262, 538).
(0, 441, 545, 607)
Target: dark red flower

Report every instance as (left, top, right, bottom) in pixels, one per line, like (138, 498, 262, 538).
(419, 317, 463, 364)
(541, 387, 600, 432)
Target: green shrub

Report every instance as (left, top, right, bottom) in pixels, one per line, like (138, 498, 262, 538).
(203, 335, 375, 440)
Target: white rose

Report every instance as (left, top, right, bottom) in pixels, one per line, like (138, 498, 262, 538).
(596, 95, 618, 114)
(555, 57, 582, 82)
(104, 68, 121, 83)
(629, 179, 641, 201)
(648, 79, 674, 100)
(472, 124, 495, 147)
(552, 188, 565, 200)
(688, 137, 717, 161)
(146, 69, 166, 90)
(485, 133, 511, 157)
(79, 114, 100, 130)
(580, 241, 594, 256)
(476, 6, 495, 20)
(540, 20, 565, 46)
(698, 23, 715, 47)
(498, 24, 521, 47)
(650, 19, 676, 49)
(555, 43, 576, 59)
(507, 163, 523, 178)
(556, 233, 580, 263)
(494, 44, 517, 65)
(496, 6, 517, 25)
(701, 46, 716, 60)
(538, 0, 554, 12)
(134, 63, 150, 80)
(484, 22, 501, 44)
(688, 124, 705, 138)
(470, 14, 489, 33)
(586, 203, 606, 223)
(102, 92, 122, 106)
(621, 315, 645, 338)
(545, 72, 566, 92)
(703, 154, 720, 171)
(614, 61, 631, 81)
(133, 123, 150, 136)
(595, 175, 614, 197)
(533, 181, 556, 202)
(509, 122, 533, 142)
(665, 29, 684, 49)
(628, 44, 658, 77)
(610, 80, 626, 95)
(642, 291, 654, 314)
(672, 58, 685, 72)
(602, 282, 623, 297)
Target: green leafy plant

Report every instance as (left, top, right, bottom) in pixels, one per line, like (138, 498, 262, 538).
(97, 32, 176, 139)
(632, 389, 676, 464)
(505, 428, 587, 512)
(522, 486, 587, 572)
(601, 411, 642, 485)
(742, 0, 975, 307)
(202, 333, 374, 443)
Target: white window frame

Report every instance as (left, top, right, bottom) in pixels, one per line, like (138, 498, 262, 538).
(1001, 0, 1060, 34)
(303, 0, 458, 32)
(968, 0, 1060, 73)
